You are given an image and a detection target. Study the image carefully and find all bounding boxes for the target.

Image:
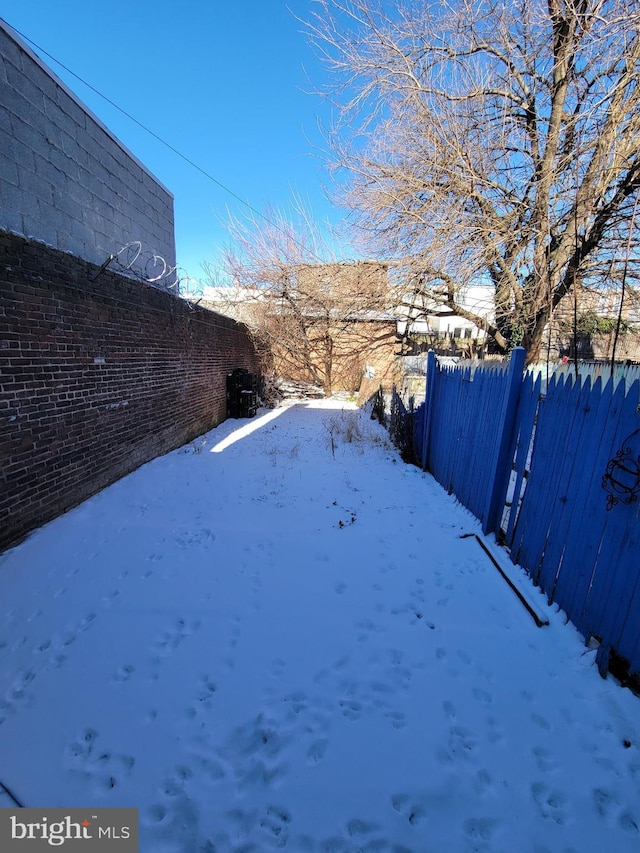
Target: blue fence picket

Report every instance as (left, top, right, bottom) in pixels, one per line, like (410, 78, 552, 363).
(549, 378, 616, 627)
(454, 366, 491, 519)
(534, 376, 596, 600)
(445, 363, 469, 500)
(504, 371, 541, 545)
(600, 495, 640, 675)
(469, 369, 495, 519)
(413, 403, 425, 463)
(510, 375, 583, 587)
(548, 379, 608, 621)
(429, 362, 459, 492)
(474, 370, 500, 521)
(447, 364, 471, 497)
(483, 348, 526, 535)
(421, 350, 437, 470)
(611, 383, 640, 675)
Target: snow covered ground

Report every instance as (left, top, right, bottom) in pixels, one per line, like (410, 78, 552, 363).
(1, 399, 639, 852)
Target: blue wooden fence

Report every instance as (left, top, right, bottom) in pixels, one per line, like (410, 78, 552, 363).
(415, 348, 640, 682)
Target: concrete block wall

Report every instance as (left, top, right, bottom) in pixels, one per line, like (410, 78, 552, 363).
(0, 20, 176, 284)
(0, 231, 260, 552)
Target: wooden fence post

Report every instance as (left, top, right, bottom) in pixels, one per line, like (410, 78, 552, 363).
(482, 347, 526, 535)
(422, 350, 437, 471)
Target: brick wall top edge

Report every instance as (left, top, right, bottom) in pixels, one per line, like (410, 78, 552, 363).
(0, 20, 174, 200)
(0, 230, 245, 332)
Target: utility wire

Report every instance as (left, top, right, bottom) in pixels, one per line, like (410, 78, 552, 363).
(5, 20, 328, 264)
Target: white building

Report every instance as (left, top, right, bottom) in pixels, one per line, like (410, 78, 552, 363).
(397, 283, 495, 343)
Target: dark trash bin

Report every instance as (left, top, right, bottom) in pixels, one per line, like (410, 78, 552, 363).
(226, 369, 258, 418)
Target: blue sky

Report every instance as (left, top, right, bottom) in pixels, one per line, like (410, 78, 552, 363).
(2, 0, 347, 282)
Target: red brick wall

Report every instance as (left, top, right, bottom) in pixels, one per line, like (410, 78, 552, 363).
(0, 231, 259, 551)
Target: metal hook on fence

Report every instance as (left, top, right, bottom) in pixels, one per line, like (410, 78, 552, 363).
(602, 428, 640, 510)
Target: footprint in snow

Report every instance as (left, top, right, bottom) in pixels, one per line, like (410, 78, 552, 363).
(463, 817, 501, 842)
(306, 738, 329, 764)
(473, 687, 493, 705)
(112, 664, 135, 683)
(65, 728, 135, 794)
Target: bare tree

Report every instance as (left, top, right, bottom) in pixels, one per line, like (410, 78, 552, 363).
(305, 0, 640, 363)
(207, 204, 391, 395)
